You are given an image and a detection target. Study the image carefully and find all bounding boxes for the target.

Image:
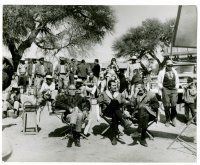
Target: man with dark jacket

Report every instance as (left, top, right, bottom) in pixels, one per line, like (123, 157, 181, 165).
(55, 84, 90, 147)
(130, 80, 159, 147)
(97, 80, 131, 145)
(77, 60, 89, 81)
(92, 59, 100, 78)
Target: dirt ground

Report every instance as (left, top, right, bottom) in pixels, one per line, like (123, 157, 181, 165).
(2, 103, 197, 162)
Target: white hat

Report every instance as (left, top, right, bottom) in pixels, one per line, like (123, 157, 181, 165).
(166, 60, 173, 66)
(68, 84, 76, 90)
(130, 55, 137, 60)
(76, 78, 83, 83)
(46, 75, 53, 79)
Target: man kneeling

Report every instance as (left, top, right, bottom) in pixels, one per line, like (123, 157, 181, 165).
(55, 84, 90, 147)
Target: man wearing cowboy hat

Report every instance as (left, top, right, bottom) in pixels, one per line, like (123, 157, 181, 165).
(37, 75, 56, 126)
(125, 55, 142, 82)
(158, 59, 179, 127)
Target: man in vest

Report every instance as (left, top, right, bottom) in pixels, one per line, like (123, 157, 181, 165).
(54, 57, 70, 89)
(97, 80, 131, 145)
(158, 60, 179, 127)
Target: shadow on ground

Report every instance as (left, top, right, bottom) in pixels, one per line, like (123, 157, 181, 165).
(48, 126, 70, 137)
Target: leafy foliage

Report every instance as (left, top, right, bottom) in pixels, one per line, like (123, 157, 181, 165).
(112, 18, 175, 63)
(3, 5, 115, 70)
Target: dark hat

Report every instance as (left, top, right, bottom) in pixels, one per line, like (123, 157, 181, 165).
(39, 57, 44, 60)
(12, 86, 20, 92)
(187, 77, 193, 83)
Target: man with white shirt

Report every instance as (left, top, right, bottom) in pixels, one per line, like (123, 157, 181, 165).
(157, 60, 179, 127)
(37, 75, 55, 127)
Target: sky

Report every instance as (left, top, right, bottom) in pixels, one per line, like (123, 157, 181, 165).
(3, 5, 179, 63)
(83, 5, 179, 62)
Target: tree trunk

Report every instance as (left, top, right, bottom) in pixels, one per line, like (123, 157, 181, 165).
(7, 39, 21, 72)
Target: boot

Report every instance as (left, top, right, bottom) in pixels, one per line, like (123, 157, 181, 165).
(74, 132, 81, 147)
(111, 136, 117, 145)
(171, 117, 177, 127)
(67, 137, 74, 147)
(140, 139, 148, 147)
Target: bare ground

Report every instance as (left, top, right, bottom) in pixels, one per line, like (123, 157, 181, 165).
(2, 103, 197, 162)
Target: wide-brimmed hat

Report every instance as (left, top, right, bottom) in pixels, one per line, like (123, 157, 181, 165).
(76, 78, 83, 83)
(68, 84, 76, 90)
(129, 55, 137, 60)
(46, 75, 53, 79)
(166, 60, 173, 66)
(39, 57, 44, 60)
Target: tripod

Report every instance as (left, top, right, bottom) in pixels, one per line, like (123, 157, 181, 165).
(167, 114, 196, 155)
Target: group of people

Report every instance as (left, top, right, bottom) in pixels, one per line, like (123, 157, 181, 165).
(2, 55, 197, 148)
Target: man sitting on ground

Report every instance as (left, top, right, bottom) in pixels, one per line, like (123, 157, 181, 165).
(3, 86, 21, 118)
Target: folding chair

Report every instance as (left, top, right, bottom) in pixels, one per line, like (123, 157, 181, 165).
(99, 104, 125, 138)
(127, 107, 159, 140)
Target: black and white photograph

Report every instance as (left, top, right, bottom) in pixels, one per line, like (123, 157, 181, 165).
(1, 1, 198, 162)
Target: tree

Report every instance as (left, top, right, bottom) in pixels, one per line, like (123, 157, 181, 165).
(3, 5, 116, 72)
(112, 18, 175, 68)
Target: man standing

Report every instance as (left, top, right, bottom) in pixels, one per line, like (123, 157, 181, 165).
(158, 60, 179, 127)
(17, 59, 28, 93)
(27, 58, 37, 86)
(54, 57, 70, 89)
(130, 81, 159, 147)
(92, 59, 100, 79)
(77, 60, 89, 81)
(125, 55, 142, 82)
(35, 57, 48, 91)
(69, 58, 77, 85)
(183, 77, 197, 125)
(97, 80, 131, 145)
